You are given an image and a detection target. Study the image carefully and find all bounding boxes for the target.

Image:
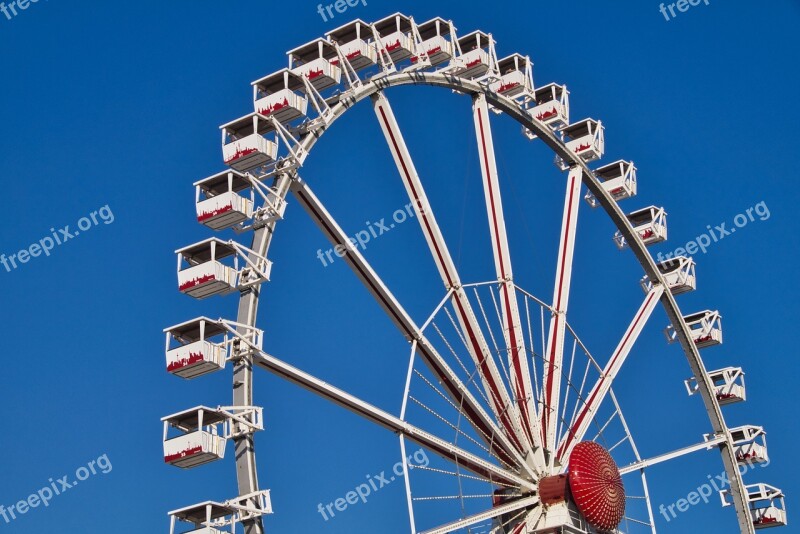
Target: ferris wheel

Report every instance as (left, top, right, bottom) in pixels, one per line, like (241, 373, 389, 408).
(159, 13, 787, 534)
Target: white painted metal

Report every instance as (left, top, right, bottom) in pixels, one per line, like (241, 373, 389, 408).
(527, 83, 569, 132)
(420, 495, 538, 534)
(413, 17, 456, 66)
(290, 176, 534, 476)
(220, 114, 279, 171)
(541, 167, 582, 466)
(277, 67, 759, 534)
(399, 435, 417, 534)
(556, 118, 604, 170)
(326, 20, 379, 71)
(373, 13, 421, 64)
(164, 317, 230, 378)
(619, 435, 727, 475)
(287, 38, 342, 90)
(666, 309, 723, 349)
(723, 484, 787, 529)
(251, 69, 309, 123)
(642, 255, 696, 295)
(168, 491, 273, 534)
(371, 92, 534, 460)
(473, 92, 544, 464)
(584, 160, 637, 207)
(614, 206, 668, 249)
(251, 348, 536, 490)
(728, 425, 769, 465)
(162, 406, 262, 469)
(450, 30, 498, 79)
(687, 366, 746, 406)
(175, 238, 273, 299)
(491, 53, 534, 100)
(164, 23, 773, 530)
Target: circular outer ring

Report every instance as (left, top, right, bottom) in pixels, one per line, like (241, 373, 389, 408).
(568, 441, 625, 531)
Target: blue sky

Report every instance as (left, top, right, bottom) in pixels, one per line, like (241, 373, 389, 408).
(0, 0, 798, 532)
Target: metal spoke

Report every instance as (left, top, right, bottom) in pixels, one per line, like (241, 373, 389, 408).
(473, 93, 543, 460)
(371, 92, 533, 459)
(556, 286, 664, 463)
(541, 167, 583, 465)
(291, 177, 533, 476)
(251, 348, 535, 491)
(419, 496, 538, 534)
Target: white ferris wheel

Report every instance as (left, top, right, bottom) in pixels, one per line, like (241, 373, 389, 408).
(159, 13, 787, 534)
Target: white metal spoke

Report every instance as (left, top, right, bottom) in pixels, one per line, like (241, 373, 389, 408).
(290, 177, 532, 475)
(541, 167, 583, 464)
(557, 286, 664, 463)
(420, 496, 538, 534)
(619, 435, 727, 475)
(400, 435, 417, 534)
(371, 92, 533, 459)
(473, 93, 543, 459)
(251, 349, 535, 491)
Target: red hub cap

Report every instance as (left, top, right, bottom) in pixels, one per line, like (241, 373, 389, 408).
(568, 441, 625, 531)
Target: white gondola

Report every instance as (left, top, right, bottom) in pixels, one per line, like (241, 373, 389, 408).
(326, 19, 379, 71)
(164, 317, 229, 379)
(176, 238, 272, 299)
(585, 160, 637, 207)
(723, 484, 787, 529)
(665, 310, 723, 349)
(288, 38, 342, 91)
(169, 501, 234, 534)
(412, 17, 456, 66)
(252, 69, 309, 123)
(163, 406, 264, 469)
(452, 30, 497, 79)
(169, 492, 273, 534)
(176, 239, 238, 298)
(528, 83, 569, 129)
(613, 206, 668, 249)
(195, 171, 254, 230)
(686, 366, 745, 406)
(220, 114, 278, 171)
(641, 256, 696, 295)
(195, 170, 287, 231)
(374, 13, 419, 63)
(557, 118, 604, 169)
(730, 425, 769, 465)
(163, 407, 228, 469)
(491, 53, 534, 99)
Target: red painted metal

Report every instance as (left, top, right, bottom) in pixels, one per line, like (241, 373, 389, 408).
(568, 441, 625, 531)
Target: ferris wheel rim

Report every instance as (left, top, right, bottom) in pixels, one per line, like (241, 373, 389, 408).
(221, 57, 753, 534)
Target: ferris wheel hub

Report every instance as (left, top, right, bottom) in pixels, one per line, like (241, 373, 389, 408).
(567, 441, 625, 532)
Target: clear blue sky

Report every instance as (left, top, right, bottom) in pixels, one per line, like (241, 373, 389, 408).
(0, 1, 798, 532)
